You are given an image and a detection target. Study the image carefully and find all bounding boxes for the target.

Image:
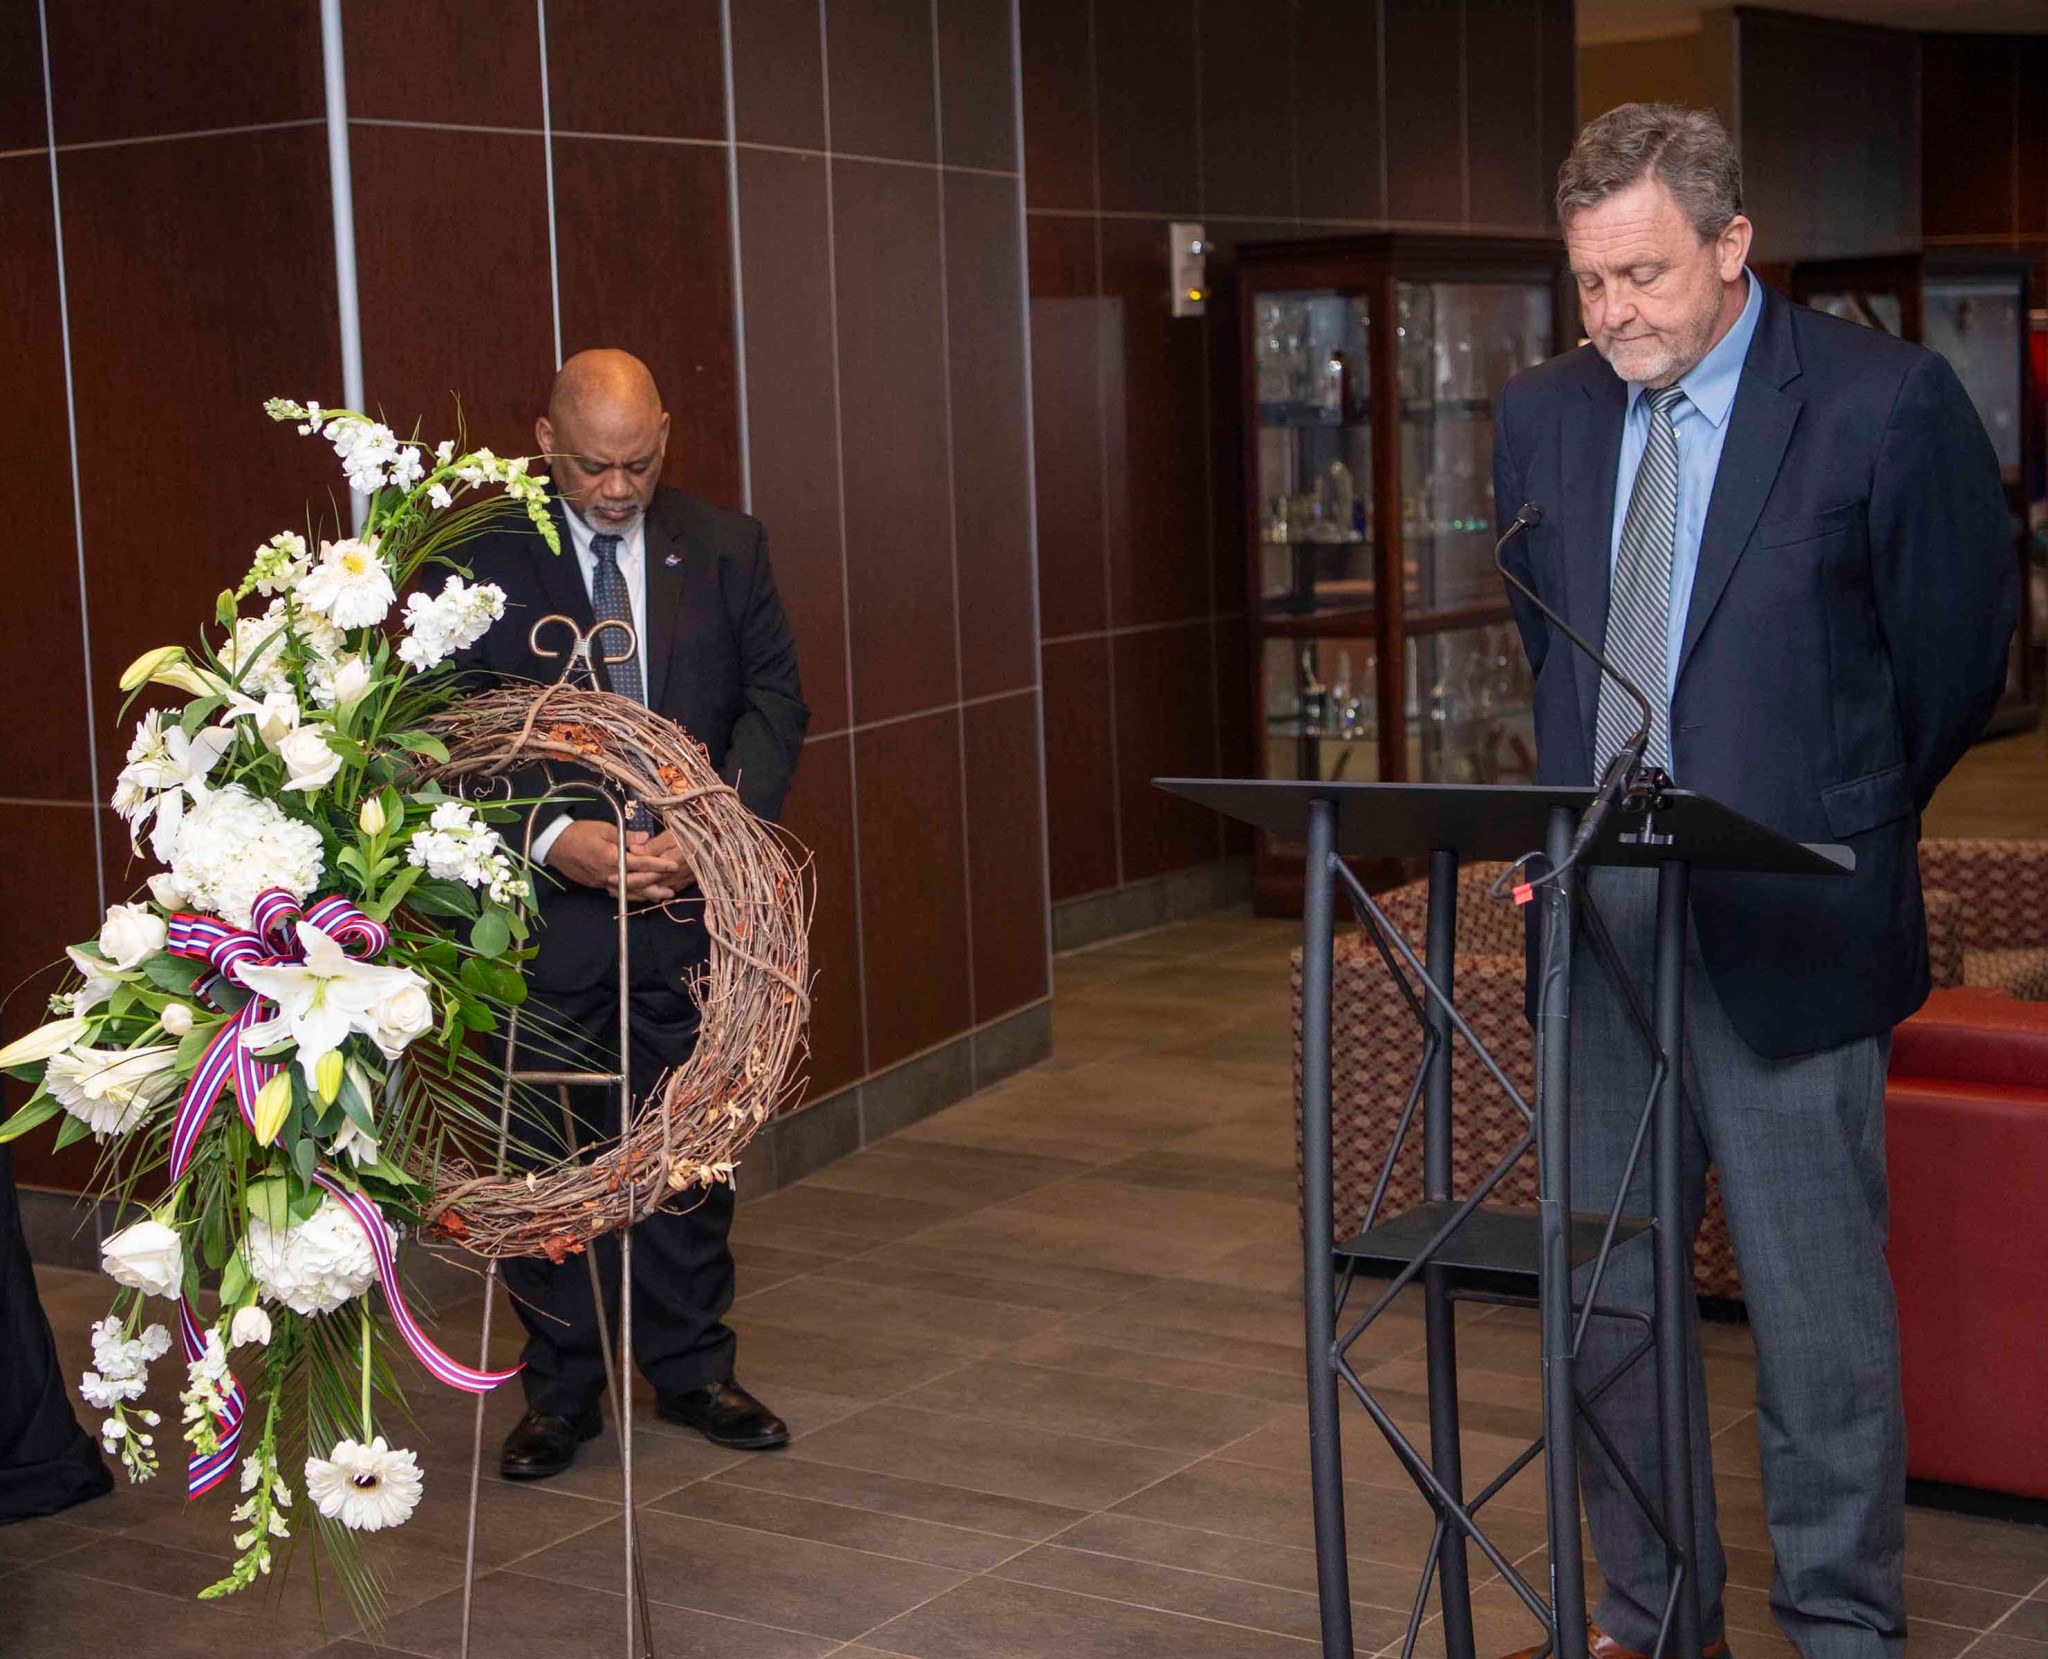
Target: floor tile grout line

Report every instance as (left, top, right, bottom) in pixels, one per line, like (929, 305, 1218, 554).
(1957, 1573, 2048, 1656)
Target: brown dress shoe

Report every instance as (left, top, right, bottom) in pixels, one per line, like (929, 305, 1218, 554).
(1502, 1623, 1729, 1659)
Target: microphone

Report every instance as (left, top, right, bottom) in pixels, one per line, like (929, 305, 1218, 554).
(1493, 502, 1663, 886)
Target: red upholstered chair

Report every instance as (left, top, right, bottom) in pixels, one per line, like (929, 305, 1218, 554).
(1885, 986, 2048, 1499)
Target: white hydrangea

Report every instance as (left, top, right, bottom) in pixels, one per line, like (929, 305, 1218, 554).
(398, 576, 506, 671)
(244, 1194, 391, 1316)
(164, 784, 325, 930)
(80, 1317, 170, 1411)
(45, 1044, 180, 1140)
(405, 801, 527, 903)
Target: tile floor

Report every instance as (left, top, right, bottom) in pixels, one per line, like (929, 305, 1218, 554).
(12, 911, 2048, 1657)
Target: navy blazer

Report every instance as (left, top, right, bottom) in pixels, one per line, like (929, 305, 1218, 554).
(1493, 285, 2016, 1057)
(454, 487, 808, 995)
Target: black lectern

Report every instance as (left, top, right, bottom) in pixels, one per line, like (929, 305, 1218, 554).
(1156, 779, 1851, 1659)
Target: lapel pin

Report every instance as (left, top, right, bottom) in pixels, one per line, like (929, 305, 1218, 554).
(665, 552, 681, 567)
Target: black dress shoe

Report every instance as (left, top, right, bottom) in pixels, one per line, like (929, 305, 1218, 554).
(656, 1379, 789, 1450)
(499, 1405, 602, 1480)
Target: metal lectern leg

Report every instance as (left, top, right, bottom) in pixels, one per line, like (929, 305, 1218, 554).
(1654, 862, 1702, 1659)
(1539, 805, 1589, 1659)
(1300, 798, 1356, 1658)
(1423, 849, 1475, 1659)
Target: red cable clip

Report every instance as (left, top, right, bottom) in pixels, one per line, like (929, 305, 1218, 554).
(1512, 882, 1535, 906)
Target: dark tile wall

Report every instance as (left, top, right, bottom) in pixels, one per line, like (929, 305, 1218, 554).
(1020, 0, 1577, 904)
(6, 0, 1049, 1192)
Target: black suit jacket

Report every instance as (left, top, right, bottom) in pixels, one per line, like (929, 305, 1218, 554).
(454, 487, 808, 995)
(1493, 284, 2016, 1057)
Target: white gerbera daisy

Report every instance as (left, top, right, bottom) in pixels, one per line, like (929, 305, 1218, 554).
(298, 537, 395, 629)
(304, 1436, 421, 1531)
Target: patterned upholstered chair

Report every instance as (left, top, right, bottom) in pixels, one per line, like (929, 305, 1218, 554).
(1917, 839, 2048, 1000)
(1294, 861, 1744, 1301)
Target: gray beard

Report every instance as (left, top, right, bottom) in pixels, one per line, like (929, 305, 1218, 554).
(1597, 304, 1719, 388)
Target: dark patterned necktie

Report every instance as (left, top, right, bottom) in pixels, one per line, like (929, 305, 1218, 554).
(589, 532, 656, 829)
(1594, 384, 1686, 780)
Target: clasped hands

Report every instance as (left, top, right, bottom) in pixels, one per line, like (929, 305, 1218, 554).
(545, 818, 694, 903)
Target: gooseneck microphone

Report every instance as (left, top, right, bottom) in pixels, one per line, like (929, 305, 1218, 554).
(1493, 502, 1664, 888)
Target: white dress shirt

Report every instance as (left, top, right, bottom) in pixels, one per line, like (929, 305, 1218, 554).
(530, 506, 652, 866)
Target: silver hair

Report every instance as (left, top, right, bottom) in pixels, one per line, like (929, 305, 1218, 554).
(1556, 103, 1743, 240)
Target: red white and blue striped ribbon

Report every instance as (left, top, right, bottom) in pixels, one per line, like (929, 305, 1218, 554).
(164, 890, 392, 1180)
(312, 1172, 521, 1394)
(176, 1297, 245, 1498)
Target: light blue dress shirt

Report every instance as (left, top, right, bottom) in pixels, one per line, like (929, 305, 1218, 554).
(1607, 270, 1763, 696)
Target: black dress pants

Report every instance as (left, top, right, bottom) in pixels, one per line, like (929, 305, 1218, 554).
(0, 1148, 112, 1522)
(499, 935, 739, 1417)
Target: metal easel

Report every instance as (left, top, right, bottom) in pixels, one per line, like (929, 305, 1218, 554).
(458, 615, 659, 1659)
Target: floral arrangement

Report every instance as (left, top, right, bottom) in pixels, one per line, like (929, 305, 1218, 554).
(0, 400, 561, 1614)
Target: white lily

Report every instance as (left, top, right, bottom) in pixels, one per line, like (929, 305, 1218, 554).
(64, 947, 126, 1017)
(0, 1014, 91, 1069)
(234, 921, 424, 1084)
(113, 712, 233, 861)
(219, 687, 301, 751)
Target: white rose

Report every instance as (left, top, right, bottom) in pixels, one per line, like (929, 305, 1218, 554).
(101, 1218, 184, 1299)
(278, 725, 343, 793)
(327, 655, 373, 709)
(99, 903, 166, 970)
(229, 1305, 273, 1347)
(362, 978, 434, 1058)
(160, 1002, 195, 1036)
(147, 870, 192, 909)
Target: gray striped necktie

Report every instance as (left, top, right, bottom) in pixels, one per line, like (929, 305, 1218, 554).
(1594, 384, 1686, 780)
(589, 532, 656, 829)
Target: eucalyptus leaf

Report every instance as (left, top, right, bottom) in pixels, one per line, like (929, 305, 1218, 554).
(290, 1132, 317, 1185)
(365, 864, 422, 921)
(287, 1182, 324, 1224)
(247, 1177, 290, 1231)
(469, 907, 510, 961)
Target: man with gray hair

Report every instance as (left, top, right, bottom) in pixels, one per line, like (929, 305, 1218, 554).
(1493, 105, 2014, 1658)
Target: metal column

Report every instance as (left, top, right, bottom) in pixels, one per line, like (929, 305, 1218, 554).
(1423, 848, 1475, 1658)
(1654, 860, 1702, 1659)
(1300, 797, 1356, 1658)
(1537, 804, 1589, 1659)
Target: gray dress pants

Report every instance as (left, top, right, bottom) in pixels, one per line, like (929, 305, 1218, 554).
(1568, 867, 1905, 1659)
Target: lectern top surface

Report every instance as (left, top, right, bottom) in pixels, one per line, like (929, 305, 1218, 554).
(1153, 779, 1853, 877)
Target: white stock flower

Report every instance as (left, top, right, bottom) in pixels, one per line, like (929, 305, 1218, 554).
(404, 801, 525, 902)
(245, 1193, 388, 1315)
(46, 1044, 180, 1139)
(245, 531, 310, 596)
(397, 576, 506, 670)
(101, 1218, 185, 1299)
(277, 724, 343, 793)
(229, 1305, 273, 1347)
(165, 784, 324, 929)
(426, 483, 453, 510)
(112, 711, 233, 860)
(80, 1316, 170, 1410)
(236, 921, 423, 1081)
(361, 981, 433, 1060)
(98, 902, 166, 970)
(304, 1437, 421, 1532)
(298, 537, 395, 629)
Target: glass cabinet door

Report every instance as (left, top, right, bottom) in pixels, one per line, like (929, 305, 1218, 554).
(1262, 635, 1380, 784)
(1923, 274, 2024, 478)
(1253, 291, 1375, 621)
(1405, 621, 1536, 784)
(1396, 281, 1553, 611)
